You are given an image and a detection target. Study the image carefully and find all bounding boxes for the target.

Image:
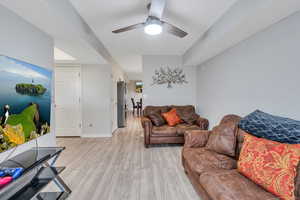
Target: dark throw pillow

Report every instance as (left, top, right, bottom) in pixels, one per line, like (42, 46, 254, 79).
(148, 113, 165, 126)
(205, 122, 238, 157)
(239, 110, 300, 144)
(180, 113, 199, 125)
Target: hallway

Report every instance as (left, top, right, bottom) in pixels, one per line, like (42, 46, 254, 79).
(55, 115, 199, 200)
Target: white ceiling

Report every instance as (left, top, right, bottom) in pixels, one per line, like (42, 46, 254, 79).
(184, 0, 300, 66)
(0, 0, 108, 65)
(69, 0, 238, 78)
(2, 0, 300, 80)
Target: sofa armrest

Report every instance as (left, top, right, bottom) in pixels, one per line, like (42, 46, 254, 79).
(141, 116, 152, 128)
(184, 130, 210, 148)
(141, 117, 152, 148)
(195, 116, 209, 130)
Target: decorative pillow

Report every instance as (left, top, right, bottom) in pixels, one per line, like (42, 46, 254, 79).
(238, 133, 300, 200)
(148, 113, 165, 126)
(162, 108, 182, 126)
(181, 113, 199, 125)
(205, 122, 237, 157)
(239, 110, 300, 144)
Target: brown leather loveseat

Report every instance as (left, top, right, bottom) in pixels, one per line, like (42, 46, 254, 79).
(182, 114, 286, 200)
(141, 105, 209, 148)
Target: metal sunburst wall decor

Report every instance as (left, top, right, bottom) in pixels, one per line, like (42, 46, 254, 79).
(151, 67, 188, 88)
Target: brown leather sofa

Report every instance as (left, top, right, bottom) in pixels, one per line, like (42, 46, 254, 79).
(141, 105, 209, 148)
(182, 115, 283, 200)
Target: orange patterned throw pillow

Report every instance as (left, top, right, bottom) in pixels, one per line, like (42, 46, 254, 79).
(162, 108, 181, 126)
(238, 133, 300, 200)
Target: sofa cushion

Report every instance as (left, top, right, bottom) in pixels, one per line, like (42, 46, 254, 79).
(170, 105, 195, 116)
(199, 169, 279, 200)
(143, 106, 171, 117)
(237, 131, 300, 199)
(148, 113, 165, 126)
(170, 105, 197, 124)
(239, 110, 300, 144)
(184, 130, 210, 148)
(206, 122, 237, 157)
(182, 148, 237, 176)
(175, 123, 201, 136)
(162, 108, 182, 126)
(238, 133, 300, 200)
(180, 113, 199, 125)
(152, 125, 177, 137)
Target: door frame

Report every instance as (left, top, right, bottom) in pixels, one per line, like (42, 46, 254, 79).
(111, 75, 118, 133)
(55, 64, 82, 137)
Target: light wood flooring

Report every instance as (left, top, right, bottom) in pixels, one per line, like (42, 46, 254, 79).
(52, 115, 199, 200)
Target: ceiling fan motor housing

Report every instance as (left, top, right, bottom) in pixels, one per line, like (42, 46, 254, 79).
(146, 16, 162, 26)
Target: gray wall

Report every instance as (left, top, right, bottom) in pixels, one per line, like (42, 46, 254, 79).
(0, 5, 55, 160)
(197, 12, 300, 127)
(81, 64, 112, 137)
(143, 55, 197, 107)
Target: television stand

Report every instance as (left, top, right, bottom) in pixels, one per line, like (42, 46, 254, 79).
(0, 147, 71, 200)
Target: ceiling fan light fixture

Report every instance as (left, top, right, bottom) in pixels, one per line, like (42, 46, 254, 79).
(144, 18, 162, 35)
(112, 0, 187, 38)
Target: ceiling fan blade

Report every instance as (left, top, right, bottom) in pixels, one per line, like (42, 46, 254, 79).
(112, 23, 144, 33)
(162, 21, 188, 38)
(149, 0, 166, 19)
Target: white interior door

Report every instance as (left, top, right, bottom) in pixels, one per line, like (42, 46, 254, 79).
(55, 66, 82, 136)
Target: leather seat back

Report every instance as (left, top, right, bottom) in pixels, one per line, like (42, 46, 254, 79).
(143, 105, 196, 117)
(170, 105, 195, 114)
(214, 114, 242, 159)
(143, 106, 171, 117)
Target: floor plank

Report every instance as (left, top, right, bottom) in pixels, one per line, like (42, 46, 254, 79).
(52, 115, 199, 200)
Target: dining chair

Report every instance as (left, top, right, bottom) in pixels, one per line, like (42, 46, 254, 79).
(137, 98, 143, 116)
(131, 98, 138, 116)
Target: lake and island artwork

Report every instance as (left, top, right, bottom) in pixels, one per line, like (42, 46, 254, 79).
(0, 55, 52, 153)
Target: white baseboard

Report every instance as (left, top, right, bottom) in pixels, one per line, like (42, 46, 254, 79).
(81, 133, 112, 138)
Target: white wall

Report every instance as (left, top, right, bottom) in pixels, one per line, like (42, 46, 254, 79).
(0, 5, 55, 161)
(143, 55, 197, 107)
(81, 64, 112, 137)
(196, 12, 300, 127)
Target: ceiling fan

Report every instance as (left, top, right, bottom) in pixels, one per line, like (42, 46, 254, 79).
(112, 0, 188, 38)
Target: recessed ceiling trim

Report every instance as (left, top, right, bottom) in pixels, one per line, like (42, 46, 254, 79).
(183, 0, 300, 66)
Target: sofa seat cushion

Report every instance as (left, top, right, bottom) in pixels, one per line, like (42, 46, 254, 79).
(199, 169, 279, 200)
(182, 148, 237, 176)
(175, 123, 201, 136)
(152, 125, 177, 137)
